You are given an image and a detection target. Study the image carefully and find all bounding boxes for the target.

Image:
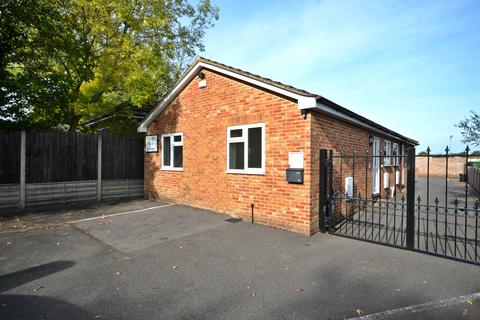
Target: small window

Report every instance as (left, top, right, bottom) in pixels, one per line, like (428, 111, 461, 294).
(162, 132, 183, 170)
(227, 123, 265, 174)
(384, 140, 391, 166)
(230, 129, 242, 138)
(392, 143, 399, 167)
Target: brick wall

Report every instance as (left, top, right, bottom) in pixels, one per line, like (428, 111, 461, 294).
(310, 112, 409, 231)
(145, 69, 313, 235)
(416, 156, 480, 178)
(145, 68, 413, 235)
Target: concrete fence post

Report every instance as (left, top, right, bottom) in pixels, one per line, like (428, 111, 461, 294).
(97, 132, 103, 201)
(19, 130, 26, 209)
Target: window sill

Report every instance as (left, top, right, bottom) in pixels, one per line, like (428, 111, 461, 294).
(161, 167, 183, 172)
(226, 169, 265, 175)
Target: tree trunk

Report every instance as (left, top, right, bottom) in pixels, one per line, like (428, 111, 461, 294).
(68, 114, 82, 132)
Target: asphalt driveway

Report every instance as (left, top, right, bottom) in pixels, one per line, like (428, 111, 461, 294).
(1, 200, 480, 320)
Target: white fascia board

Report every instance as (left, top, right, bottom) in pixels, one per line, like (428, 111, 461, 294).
(137, 61, 316, 132)
(315, 102, 409, 142)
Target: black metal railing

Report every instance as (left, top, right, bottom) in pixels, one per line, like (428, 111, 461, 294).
(320, 146, 480, 266)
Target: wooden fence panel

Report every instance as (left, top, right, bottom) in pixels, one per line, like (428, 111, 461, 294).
(0, 131, 21, 183)
(102, 134, 144, 180)
(25, 131, 98, 183)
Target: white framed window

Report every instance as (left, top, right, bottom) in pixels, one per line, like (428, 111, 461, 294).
(392, 143, 399, 167)
(161, 132, 183, 171)
(384, 140, 391, 166)
(226, 123, 265, 175)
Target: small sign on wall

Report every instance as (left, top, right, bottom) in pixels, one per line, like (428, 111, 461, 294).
(145, 135, 158, 152)
(288, 152, 304, 169)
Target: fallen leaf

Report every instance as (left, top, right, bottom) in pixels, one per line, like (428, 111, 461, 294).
(56, 242, 62, 246)
(115, 272, 122, 276)
(250, 292, 256, 297)
(466, 298, 473, 305)
(463, 308, 469, 315)
(394, 289, 401, 292)
(296, 288, 304, 292)
(6, 242, 13, 246)
(172, 265, 178, 270)
(33, 286, 44, 292)
(356, 309, 364, 316)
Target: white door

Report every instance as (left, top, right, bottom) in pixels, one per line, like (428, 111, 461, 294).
(372, 137, 380, 194)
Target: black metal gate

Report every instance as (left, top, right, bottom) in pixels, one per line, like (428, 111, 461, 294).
(319, 147, 480, 265)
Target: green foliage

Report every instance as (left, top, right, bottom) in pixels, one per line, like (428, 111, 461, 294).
(456, 110, 480, 147)
(0, 0, 219, 131)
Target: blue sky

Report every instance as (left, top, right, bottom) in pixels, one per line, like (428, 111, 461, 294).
(202, 0, 480, 153)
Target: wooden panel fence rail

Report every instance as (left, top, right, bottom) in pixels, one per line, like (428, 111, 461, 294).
(0, 130, 145, 212)
(468, 166, 480, 192)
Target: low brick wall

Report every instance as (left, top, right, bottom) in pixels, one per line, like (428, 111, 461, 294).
(416, 156, 480, 178)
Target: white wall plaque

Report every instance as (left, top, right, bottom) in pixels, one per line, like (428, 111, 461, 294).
(145, 135, 158, 152)
(288, 152, 304, 169)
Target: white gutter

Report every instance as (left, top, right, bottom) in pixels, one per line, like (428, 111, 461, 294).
(137, 61, 316, 132)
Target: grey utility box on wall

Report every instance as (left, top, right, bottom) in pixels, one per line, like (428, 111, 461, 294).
(286, 168, 304, 184)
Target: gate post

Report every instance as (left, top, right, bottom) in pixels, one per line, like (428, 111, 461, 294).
(406, 147, 416, 249)
(319, 149, 328, 232)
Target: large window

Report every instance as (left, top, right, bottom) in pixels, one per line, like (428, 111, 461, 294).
(227, 123, 265, 174)
(384, 140, 391, 166)
(161, 132, 183, 170)
(392, 143, 399, 167)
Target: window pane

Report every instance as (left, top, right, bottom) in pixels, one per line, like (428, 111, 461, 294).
(163, 136, 171, 166)
(174, 135, 182, 142)
(173, 146, 183, 168)
(230, 129, 242, 138)
(248, 127, 262, 168)
(229, 142, 244, 169)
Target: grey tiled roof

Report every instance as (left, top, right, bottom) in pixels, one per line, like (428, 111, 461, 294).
(194, 56, 417, 145)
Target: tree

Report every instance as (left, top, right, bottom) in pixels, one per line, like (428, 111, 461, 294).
(1, 0, 219, 131)
(456, 110, 480, 147)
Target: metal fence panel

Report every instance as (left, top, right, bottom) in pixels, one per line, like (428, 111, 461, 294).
(468, 166, 480, 192)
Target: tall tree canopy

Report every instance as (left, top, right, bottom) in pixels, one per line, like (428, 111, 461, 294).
(0, 0, 218, 131)
(456, 110, 480, 147)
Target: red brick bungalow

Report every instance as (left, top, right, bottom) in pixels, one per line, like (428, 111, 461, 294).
(138, 57, 417, 235)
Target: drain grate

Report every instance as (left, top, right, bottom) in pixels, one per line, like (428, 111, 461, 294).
(225, 218, 242, 223)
